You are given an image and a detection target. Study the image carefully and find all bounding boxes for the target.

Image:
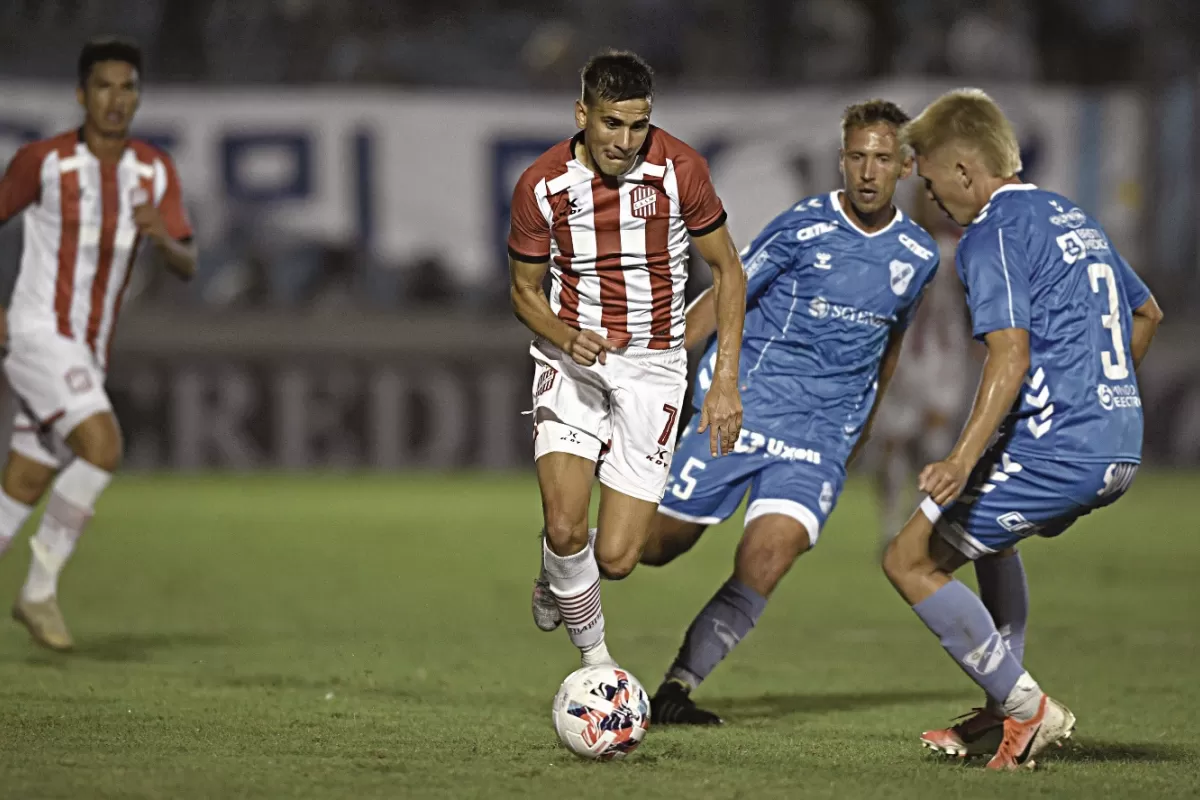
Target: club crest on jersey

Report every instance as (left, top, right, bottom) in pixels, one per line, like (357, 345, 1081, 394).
(889, 260, 915, 295)
(631, 185, 658, 219)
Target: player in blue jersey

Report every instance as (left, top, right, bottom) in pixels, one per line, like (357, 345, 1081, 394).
(883, 89, 1163, 770)
(636, 100, 941, 724)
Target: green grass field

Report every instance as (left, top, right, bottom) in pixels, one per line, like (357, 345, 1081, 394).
(0, 472, 1196, 799)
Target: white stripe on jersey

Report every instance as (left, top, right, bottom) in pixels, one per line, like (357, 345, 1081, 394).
(997, 229, 1015, 327)
(618, 181, 649, 343)
(661, 160, 689, 345)
(566, 180, 603, 332)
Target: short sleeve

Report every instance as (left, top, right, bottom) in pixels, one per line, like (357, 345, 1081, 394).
(0, 143, 45, 225)
(675, 151, 726, 237)
(507, 172, 551, 263)
(740, 226, 797, 304)
(957, 225, 1031, 340)
(1111, 249, 1151, 311)
(895, 259, 940, 331)
(157, 153, 194, 241)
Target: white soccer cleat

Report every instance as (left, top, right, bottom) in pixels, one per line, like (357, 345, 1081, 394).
(532, 531, 562, 632)
(986, 695, 1076, 770)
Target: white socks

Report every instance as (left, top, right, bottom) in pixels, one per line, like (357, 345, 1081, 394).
(1002, 671, 1045, 722)
(543, 529, 612, 666)
(21, 459, 112, 603)
(0, 490, 34, 558)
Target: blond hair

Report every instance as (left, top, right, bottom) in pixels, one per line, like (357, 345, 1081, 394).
(901, 89, 1022, 178)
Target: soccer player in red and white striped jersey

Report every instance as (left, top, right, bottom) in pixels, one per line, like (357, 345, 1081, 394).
(509, 51, 745, 669)
(0, 38, 197, 650)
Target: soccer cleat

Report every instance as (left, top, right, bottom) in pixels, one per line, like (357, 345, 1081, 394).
(650, 679, 723, 725)
(12, 596, 73, 652)
(532, 534, 561, 631)
(986, 695, 1076, 771)
(920, 706, 1005, 758)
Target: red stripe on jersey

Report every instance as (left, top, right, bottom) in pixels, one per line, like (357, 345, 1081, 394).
(86, 162, 121, 353)
(644, 184, 673, 349)
(550, 193, 580, 328)
(592, 179, 628, 346)
(55, 146, 80, 338)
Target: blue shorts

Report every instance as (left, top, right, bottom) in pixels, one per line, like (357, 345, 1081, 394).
(921, 447, 1138, 560)
(657, 423, 846, 545)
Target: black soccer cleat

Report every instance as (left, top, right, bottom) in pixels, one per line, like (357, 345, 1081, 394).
(650, 680, 723, 726)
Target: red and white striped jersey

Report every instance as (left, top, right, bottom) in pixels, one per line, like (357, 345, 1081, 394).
(508, 127, 727, 350)
(0, 129, 193, 369)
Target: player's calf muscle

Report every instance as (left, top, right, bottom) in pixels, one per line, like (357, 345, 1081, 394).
(735, 516, 811, 596)
(66, 412, 123, 473)
(639, 515, 705, 567)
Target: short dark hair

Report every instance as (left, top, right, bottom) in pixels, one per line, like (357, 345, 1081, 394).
(841, 99, 910, 142)
(580, 50, 654, 106)
(78, 37, 143, 87)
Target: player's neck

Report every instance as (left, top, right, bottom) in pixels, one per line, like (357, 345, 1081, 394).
(81, 123, 128, 164)
(972, 175, 1024, 214)
(839, 192, 896, 233)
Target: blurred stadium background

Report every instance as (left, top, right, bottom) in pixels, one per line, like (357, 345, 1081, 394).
(0, 0, 1198, 474)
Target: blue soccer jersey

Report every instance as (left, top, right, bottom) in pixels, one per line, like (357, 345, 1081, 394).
(954, 184, 1150, 464)
(661, 192, 939, 538)
(691, 191, 940, 466)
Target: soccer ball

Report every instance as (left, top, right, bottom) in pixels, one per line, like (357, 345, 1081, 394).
(551, 665, 651, 760)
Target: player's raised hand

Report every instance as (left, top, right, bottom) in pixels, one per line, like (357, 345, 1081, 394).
(918, 457, 970, 506)
(697, 374, 742, 457)
(565, 329, 617, 366)
(132, 202, 169, 244)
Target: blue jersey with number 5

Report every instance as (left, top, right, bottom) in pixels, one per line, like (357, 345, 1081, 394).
(957, 184, 1151, 463)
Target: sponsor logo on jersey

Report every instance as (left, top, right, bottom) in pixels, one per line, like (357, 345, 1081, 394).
(889, 259, 915, 295)
(814, 252, 833, 269)
(1097, 383, 1141, 411)
(807, 296, 889, 327)
(733, 429, 822, 464)
(898, 232, 934, 261)
(1049, 207, 1088, 228)
(630, 185, 657, 219)
(797, 221, 837, 242)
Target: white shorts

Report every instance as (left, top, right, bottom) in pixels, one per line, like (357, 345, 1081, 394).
(3, 332, 112, 468)
(529, 338, 687, 504)
(873, 351, 969, 441)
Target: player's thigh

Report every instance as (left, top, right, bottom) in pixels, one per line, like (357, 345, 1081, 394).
(3, 334, 112, 448)
(747, 457, 846, 551)
(529, 339, 610, 466)
(65, 410, 124, 472)
(596, 348, 688, 507)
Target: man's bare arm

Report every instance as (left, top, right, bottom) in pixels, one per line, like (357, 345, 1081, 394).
(509, 256, 614, 366)
(920, 327, 1030, 505)
(683, 287, 716, 350)
(1130, 295, 1163, 370)
(690, 225, 746, 454)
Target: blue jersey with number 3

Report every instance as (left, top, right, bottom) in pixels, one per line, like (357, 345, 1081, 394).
(691, 192, 939, 466)
(956, 184, 1151, 463)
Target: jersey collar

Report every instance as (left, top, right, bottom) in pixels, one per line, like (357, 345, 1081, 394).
(970, 182, 1038, 225)
(828, 190, 904, 238)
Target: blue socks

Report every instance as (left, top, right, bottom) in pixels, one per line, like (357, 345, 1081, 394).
(667, 578, 768, 689)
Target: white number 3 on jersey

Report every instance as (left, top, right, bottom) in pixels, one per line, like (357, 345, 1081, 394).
(1088, 262, 1129, 381)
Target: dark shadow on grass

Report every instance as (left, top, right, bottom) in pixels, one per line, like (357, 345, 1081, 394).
(1041, 739, 1195, 764)
(24, 632, 229, 665)
(701, 689, 976, 721)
